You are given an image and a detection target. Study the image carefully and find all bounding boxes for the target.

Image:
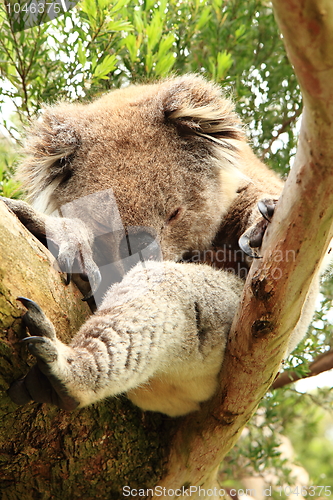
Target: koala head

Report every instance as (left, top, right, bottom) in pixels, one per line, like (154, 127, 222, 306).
(19, 75, 244, 267)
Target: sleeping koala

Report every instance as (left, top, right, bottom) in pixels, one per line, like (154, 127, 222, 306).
(4, 74, 319, 416)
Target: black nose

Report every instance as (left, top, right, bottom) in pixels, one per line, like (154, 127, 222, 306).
(119, 230, 162, 271)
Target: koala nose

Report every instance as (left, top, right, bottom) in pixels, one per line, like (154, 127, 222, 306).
(119, 230, 162, 272)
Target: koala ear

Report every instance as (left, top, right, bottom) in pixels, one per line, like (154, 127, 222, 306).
(19, 107, 81, 212)
(162, 75, 244, 146)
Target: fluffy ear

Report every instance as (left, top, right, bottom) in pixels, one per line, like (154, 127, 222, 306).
(162, 75, 244, 146)
(18, 106, 81, 212)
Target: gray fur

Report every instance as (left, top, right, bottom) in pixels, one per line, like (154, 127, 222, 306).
(6, 75, 330, 416)
(25, 262, 243, 416)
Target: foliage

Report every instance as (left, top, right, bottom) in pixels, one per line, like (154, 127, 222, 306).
(223, 396, 293, 492)
(0, 0, 332, 492)
(277, 388, 333, 493)
(223, 389, 333, 497)
(0, 137, 21, 197)
(0, 0, 300, 173)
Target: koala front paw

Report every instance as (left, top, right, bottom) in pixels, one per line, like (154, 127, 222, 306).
(1, 197, 101, 300)
(239, 198, 277, 258)
(1, 197, 47, 240)
(257, 199, 277, 222)
(54, 228, 102, 300)
(8, 298, 79, 410)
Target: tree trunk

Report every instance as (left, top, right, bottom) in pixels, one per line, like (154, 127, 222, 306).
(156, 0, 333, 494)
(1, 1, 333, 498)
(0, 204, 177, 499)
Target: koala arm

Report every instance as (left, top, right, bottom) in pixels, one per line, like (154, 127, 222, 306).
(1, 197, 101, 297)
(9, 262, 243, 416)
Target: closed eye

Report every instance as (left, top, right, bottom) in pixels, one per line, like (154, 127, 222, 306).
(166, 207, 183, 225)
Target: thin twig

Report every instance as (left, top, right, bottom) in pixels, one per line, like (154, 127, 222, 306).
(272, 350, 333, 389)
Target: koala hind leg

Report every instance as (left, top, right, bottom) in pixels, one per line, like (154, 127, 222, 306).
(9, 297, 80, 410)
(9, 261, 244, 416)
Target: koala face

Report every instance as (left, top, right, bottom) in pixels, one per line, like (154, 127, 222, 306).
(19, 75, 244, 267)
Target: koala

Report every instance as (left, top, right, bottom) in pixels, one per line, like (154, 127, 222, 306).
(11, 262, 243, 416)
(3, 74, 322, 416)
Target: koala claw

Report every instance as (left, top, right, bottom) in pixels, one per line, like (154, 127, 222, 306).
(17, 296, 57, 340)
(18, 296, 44, 312)
(20, 336, 48, 343)
(82, 267, 102, 301)
(257, 199, 277, 222)
(238, 232, 262, 259)
(17, 297, 59, 363)
(57, 249, 101, 300)
(239, 198, 277, 258)
(10, 298, 80, 411)
(238, 219, 268, 259)
(21, 336, 58, 363)
(61, 257, 72, 285)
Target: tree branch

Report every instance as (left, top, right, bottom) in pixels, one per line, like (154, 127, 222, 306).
(260, 106, 302, 161)
(272, 349, 333, 389)
(2, 2, 333, 496)
(157, 0, 333, 494)
(0, 202, 177, 497)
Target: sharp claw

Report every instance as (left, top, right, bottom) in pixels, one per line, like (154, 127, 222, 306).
(63, 257, 72, 284)
(20, 336, 48, 344)
(82, 267, 102, 301)
(238, 233, 261, 259)
(90, 267, 102, 293)
(17, 296, 43, 313)
(17, 297, 56, 340)
(82, 291, 93, 302)
(258, 199, 276, 222)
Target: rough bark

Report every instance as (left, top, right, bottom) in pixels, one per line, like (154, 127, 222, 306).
(0, 204, 177, 499)
(1, 1, 333, 498)
(157, 0, 333, 495)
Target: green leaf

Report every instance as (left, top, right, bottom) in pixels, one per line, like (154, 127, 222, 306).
(109, 0, 129, 14)
(133, 10, 144, 34)
(216, 51, 233, 81)
(155, 52, 175, 77)
(146, 12, 163, 52)
(124, 34, 138, 63)
(93, 54, 117, 80)
(104, 19, 133, 33)
(143, 0, 156, 10)
(195, 6, 211, 31)
(235, 24, 246, 40)
(145, 51, 153, 74)
(96, 0, 112, 10)
(80, 0, 97, 25)
(77, 40, 87, 67)
(157, 34, 175, 59)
